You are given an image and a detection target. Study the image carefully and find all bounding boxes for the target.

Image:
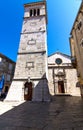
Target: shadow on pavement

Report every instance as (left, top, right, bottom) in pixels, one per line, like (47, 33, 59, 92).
(0, 96, 83, 130)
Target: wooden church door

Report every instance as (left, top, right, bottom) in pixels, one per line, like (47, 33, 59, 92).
(24, 81, 33, 101)
(58, 81, 65, 93)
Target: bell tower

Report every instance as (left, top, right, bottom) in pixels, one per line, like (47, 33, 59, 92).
(5, 1, 50, 101)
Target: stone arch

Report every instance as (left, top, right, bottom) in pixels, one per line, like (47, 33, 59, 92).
(37, 9, 40, 16)
(30, 9, 33, 17)
(34, 9, 36, 16)
(58, 80, 65, 93)
(24, 80, 33, 101)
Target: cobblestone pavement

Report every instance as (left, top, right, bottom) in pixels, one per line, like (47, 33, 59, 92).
(0, 96, 83, 130)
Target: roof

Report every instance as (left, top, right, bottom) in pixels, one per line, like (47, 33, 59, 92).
(24, 1, 46, 8)
(70, 2, 83, 35)
(0, 53, 15, 64)
(48, 52, 71, 59)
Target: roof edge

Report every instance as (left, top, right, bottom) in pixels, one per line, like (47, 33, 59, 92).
(24, 1, 46, 7)
(48, 52, 71, 59)
(0, 53, 15, 64)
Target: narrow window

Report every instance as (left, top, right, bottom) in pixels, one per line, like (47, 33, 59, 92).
(37, 9, 40, 16)
(34, 9, 36, 16)
(30, 9, 33, 17)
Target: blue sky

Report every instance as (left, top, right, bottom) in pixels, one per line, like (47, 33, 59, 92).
(0, 0, 81, 62)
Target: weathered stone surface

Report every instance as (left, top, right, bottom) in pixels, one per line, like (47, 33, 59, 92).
(48, 52, 81, 96)
(5, 1, 50, 102)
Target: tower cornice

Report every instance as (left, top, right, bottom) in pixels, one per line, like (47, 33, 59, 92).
(24, 1, 47, 24)
(24, 1, 46, 8)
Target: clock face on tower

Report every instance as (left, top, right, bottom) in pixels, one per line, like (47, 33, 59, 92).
(55, 58, 62, 65)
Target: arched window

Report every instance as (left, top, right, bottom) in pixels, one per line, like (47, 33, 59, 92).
(37, 9, 40, 16)
(34, 9, 36, 16)
(30, 9, 40, 17)
(30, 9, 33, 17)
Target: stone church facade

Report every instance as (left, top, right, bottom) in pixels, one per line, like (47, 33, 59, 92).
(48, 52, 81, 96)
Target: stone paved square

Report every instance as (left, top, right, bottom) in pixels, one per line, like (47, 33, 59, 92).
(0, 96, 83, 130)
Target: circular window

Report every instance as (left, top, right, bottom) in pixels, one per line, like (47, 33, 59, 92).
(55, 58, 62, 65)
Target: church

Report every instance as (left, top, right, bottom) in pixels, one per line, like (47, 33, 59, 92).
(5, 0, 81, 102)
(48, 52, 80, 96)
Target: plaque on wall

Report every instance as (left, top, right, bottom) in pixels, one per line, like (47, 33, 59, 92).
(28, 39, 36, 45)
(26, 62, 34, 68)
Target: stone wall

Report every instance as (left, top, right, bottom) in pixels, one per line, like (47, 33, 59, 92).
(5, 1, 50, 102)
(14, 53, 46, 79)
(48, 67, 81, 96)
(70, 3, 83, 85)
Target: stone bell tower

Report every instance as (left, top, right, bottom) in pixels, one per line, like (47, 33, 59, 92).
(5, 1, 50, 101)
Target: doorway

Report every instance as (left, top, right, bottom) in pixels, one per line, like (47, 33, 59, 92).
(58, 81, 65, 93)
(24, 81, 33, 101)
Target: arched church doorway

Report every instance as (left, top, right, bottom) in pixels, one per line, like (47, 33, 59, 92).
(24, 81, 33, 101)
(58, 81, 65, 93)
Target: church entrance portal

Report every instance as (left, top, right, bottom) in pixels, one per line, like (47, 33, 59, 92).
(58, 81, 65, 93)
(24, 81, 33, 101)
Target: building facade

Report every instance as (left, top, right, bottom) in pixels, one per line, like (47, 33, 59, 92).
(70, 2, 83, 97)
(48, 52, 81, 96)
(5, 1, 81, 102)
(0, 53, 15, 94)
(5, 1, 50, 102)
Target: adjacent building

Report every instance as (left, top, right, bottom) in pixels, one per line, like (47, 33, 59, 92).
(70, 2, 83, 97)
(0, 53, 15, 94)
